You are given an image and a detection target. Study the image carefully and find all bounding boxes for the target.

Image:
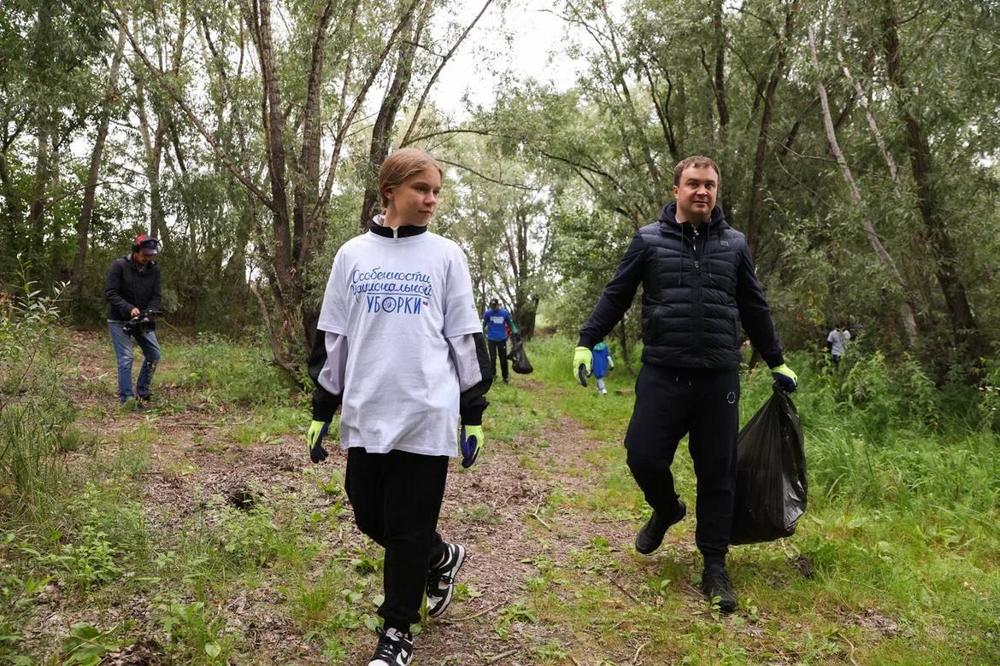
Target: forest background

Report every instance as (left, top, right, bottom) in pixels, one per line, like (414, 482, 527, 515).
(1, 0, 998, 663)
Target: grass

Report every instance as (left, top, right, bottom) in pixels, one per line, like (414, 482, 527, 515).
(506, 335, 1000, 664)
(1, 325, 997, 664)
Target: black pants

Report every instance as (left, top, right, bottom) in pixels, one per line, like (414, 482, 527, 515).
(345, 448, 449, 630)
(624, 365, 740, 560)
(488, 339, 509, 381)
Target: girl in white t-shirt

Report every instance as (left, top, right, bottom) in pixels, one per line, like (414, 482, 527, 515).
(306, 148, 493, 666)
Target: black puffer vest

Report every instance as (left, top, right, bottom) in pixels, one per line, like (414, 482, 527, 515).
(638, 203, 746, 369)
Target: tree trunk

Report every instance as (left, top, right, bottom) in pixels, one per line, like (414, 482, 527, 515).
(293, 0, 333, 268)
(26, 129, 51, 264)
(880, 0, 984, 363)
(807, 25, 919, 347)
(745, 0, 801, 255)
(72, 25, 127, 308)
(294, 0, 335, 345)
(25, 0, 55, 271)
(711, 0, 731, 217)
(358, 0, 430, 230)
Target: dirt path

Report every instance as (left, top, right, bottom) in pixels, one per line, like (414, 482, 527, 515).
(50, 332, 699, 665)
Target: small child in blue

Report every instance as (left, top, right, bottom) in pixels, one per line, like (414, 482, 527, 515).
(591, 341, 614, 395)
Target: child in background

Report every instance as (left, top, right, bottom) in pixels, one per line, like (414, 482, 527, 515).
(592, 341, 614, 395)
(305, 148, 493, 666)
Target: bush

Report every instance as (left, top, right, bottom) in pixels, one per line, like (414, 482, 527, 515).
(0, 275, 75, 520)
(34, 482, 148, 590)
(166, 333, 293, 406)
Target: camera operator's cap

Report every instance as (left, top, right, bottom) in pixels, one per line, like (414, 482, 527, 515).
(134, 233, 159, 255)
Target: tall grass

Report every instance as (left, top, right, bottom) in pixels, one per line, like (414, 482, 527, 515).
(521, 334, 999, 516)
(513, 334, 999, 661)
(0, 278, 75, 520)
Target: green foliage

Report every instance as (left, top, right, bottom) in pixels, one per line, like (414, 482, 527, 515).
(976, 358, 1000, 434)
(506, 334, 998, 663)
(214, 504, 282, 568)
(37, 482, 148, 590)
(159, 600, 233, 664)
(0, 273, 75, 519)
(60, 623, 120, 666)
(160, 333, 294, 406)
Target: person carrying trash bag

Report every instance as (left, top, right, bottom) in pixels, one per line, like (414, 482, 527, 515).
(482, 298, 518, 383)
(573, 156, 798, 614)
(305, 148, 493, 666)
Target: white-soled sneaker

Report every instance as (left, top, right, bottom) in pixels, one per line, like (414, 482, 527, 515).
(368, 627, 413, 666)
(426, 542, 465, 618)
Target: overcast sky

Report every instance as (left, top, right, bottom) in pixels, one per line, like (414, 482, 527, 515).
(428, 1, 587, 119)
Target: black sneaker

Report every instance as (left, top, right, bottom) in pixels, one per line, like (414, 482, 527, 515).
(701, 564, 738, 614)
(426, 542, 465, 618)
(635, 499, 686, 554)
(368, 627, 413, 666)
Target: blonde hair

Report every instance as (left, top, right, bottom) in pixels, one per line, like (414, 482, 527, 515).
(378, 148, 444, 210)
(673, 155, 720, 186)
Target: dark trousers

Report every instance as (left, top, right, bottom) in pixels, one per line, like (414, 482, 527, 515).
(624, 365, 740, 560)
(345, 448, 449, 630)
(488, 339, 509, 381)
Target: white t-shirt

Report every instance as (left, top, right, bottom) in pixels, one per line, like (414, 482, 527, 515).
(827, 328, 851, 357)
(317, 230, 481, 456)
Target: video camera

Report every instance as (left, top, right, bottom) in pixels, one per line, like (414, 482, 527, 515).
(123, 309, 160, 337)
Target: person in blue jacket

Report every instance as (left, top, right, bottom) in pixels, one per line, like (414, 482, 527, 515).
(482, 298, 518, 384)
(591, 341, 614, 394)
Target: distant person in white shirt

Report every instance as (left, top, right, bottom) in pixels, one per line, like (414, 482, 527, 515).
(826, 324, 852, 365)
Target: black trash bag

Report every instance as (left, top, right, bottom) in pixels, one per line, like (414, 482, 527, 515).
(509, 333, 533, 374)
(731, 386, 807, 545)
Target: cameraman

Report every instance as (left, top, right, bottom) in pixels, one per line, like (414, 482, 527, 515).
(105, 234, 162, 406)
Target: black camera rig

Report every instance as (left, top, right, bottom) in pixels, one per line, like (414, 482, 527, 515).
(123, 309, 160, 337)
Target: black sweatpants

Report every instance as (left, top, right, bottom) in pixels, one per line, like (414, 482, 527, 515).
(624, 365, 740, 560)
(345, 447, 449, 631)
(488, 339, 509, 381)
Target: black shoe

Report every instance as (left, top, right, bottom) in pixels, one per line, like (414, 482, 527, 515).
(502, 377, 509, 384)
(426, 542, 465, 618)
(701, 564, 738, 614)
(635, 500, 686, 554)
(368, 627, 413, 666)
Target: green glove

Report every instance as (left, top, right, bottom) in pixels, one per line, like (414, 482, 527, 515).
(573, 346, 592, 383)
(608, 355, 615, 371)
(307, 420, 331, 463)
(771, 363, 798, 393)
(460, 425, 485, 468)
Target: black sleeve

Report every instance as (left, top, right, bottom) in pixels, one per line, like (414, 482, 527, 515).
(308, 330, 342, 422)
(104, 260, 133, 319)
(578, 232, 648, 348)
(149, 265, 162, 313)
(460, 333, 492, 426)
(735, 245, 784, 368)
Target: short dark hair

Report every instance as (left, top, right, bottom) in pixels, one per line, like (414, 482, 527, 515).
(673, 155, 720, 186)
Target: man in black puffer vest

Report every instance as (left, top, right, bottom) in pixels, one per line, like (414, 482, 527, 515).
(573, 156, 798, 614)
